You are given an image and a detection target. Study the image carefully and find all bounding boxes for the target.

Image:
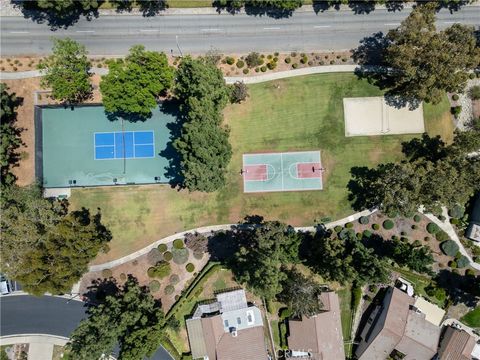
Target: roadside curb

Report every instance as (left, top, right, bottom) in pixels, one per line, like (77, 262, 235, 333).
(0, 334, 69, 346)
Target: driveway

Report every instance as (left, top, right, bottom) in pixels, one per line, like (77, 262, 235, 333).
(0, 295, 173, 360)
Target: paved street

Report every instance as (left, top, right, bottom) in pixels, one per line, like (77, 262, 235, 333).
(0, 295, 173, 360)
(1, 6, 479, 56)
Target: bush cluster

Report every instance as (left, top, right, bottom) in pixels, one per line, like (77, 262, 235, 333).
(285, 57, 291, 64)
(435, 230, 449, 242)
(236, 60, 245, 68)
(165, 284, 175, 295)
(382, 219, 394, 230)
(225, 56, 235, 65)
(149, 280, 160, 293)
(186, 263, 195, 272)
(173, 239, 184, 249)
(441, 240, 459, 256)
(413, 214, 421, 222)
(426, 222, 439, 234)
(456, 255, 470, 268)
(147, 261, 171, 279)
(372, 224, 380, 230)
(163, 251, 173, 261)
(359, 216, 369, 225)
(158, 243, 168, 252)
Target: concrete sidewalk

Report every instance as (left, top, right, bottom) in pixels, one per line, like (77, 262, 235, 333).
(0, 334, 68, 360)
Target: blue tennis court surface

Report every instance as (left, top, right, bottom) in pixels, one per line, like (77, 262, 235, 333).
(94, 131, 155, 160)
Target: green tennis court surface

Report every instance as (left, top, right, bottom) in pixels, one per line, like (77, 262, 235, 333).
(242, 151, 323, 193)
(37, 105, 176, 188)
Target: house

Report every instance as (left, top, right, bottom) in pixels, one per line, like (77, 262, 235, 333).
(466, 195, 480, 243)
(186, 289, 268, 360)
(287, 291, 345, 360)
(355, 287, 442, 360)
(437, 325, 480, 360)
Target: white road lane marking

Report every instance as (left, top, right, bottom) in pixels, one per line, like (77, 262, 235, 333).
(313, 25, 331, 28)
(384, 23, 400, 26)
(140, 29, 159, 32)
(76, 30, 95, 33)
(443, 21, 457, 24)
(201, 28, 221, 32)
(263, 27, 281, 30)
(9, 31, 29, 34)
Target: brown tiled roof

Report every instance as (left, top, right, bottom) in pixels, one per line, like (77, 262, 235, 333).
(287, 292, 345, 360)
(438, 326, 476, 360)
(216, 325, 268, 360)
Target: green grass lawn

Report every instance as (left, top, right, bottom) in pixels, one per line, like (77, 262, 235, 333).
(70, 73, 452, 263)
(338, 286, 353, 357)
(460, 307, 480, 328)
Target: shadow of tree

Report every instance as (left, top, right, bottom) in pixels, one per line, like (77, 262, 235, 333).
(138, 0, 168, 17)
(401, 133, 447, 162)
(159, 99, 185, 188)
(435, 270, 479, 306)
(12, 0, 101, 30)
(352, 32, 389, 66)
(347, 166, 380, 211)
(244, 4, 297, 18)
(348, 1, 376, 14)
(83, 277, 120, 306)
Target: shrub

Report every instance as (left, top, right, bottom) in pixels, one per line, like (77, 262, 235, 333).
(448, 204, 465, 219)
(469, 86, 480, 100)
(119, 273, 126, 281)
(400, 231, 407, 236)
(469, 72, 476, 79)
(383, 219, 394, 230)
(426, 222, 439, 234)
(267, 62, 276, 70)
(255, 68, 260, 72)
(158, 243, 168, 252)
(450, 218, 460, 225)
(149, 280, 160, 293)
(356, 232, 363, 239)
(147, 248, 163, 265)
(172, 247, 189, 265)
(424, 236, 431, 242)
(184, 232, 208, 253)
(284, 57, 291, 64)
(345, 222, 353, 229)
(411, 224, 418, 230)
(132, 259, 138, 266)
(274, 52, 279, 56)
(243, 68, 249, 74)
(163, 251, 173, 261)
(320, 61, 324, 65)
(260, 66, 267, 72)
(193, 250, 204, 260)
(413, 214, 421, 222)
(165, 285, 175, 295)
(186, 263, 195, 272)
(456, 256, 470, 268)
(465, 269, 475, 276)
(334, 225, 342, 233)
(435, 230, 449, 242)
(169, 274, 180, 285)
(363, 229, 372, 238)
(439, 215, 446, 221)
(330, 60, 335, 65)
(101, 269, 112, 278)
(236, 60, 245, 68)
(225, 56, 235, 65)
(292, 63, 298, 69)
(451, 106, 462, 118)
(245, 52, 262, 68)
(300, 56, 308, 64)
(273, 57, 278, 62)
(173, 239, 184, 249)
(267, 54, 273, 60)
(451, 94, 459, 101)
(441, 240, 459, 256)
(372, 224, 380, 230)
(342, 58, 347, 62)
(448, 260, 457, 268)
(148, 261, 171, 279)
(279, 307, 292, 320)
(359, 216, 369, 225)
(291, 52, 297, 57)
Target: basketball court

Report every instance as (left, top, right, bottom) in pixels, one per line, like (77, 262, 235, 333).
(343, 97, 424, 137)
(242, 151, 323, 193)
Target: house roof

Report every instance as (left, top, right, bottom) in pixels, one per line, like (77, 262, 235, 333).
(216, 325, 268, 360)
(438, 326, 477, 360)
(287, 292, 345, 360)
(414, 297, 446, 326)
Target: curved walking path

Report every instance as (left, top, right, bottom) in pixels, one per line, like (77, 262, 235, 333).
(0, 64, 360, 82)
(419, 206, 480, 271)
(89, 208, 376, 272)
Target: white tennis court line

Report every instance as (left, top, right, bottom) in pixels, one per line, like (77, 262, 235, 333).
(93, 131, 155, 160)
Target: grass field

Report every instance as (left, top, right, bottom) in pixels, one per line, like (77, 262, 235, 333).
(460, 307, 480, 328)
(338, 286, 353, 357)
(70, 73, 453, 263)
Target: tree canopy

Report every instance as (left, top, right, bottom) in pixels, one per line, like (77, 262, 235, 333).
(36, 0, 100, 12)
(348, 130, 480, 216)
(0, 83, 23, 187)
(277, 267, 324, 318)
(100, 45, 174, 120)
(173, 57, 232, 192)
(232, 220, 301, 300)
(67, 276, 165, 360)
(369, 3, 480, 103)
(38, 38, 93, 104)
(0, 185, 111, 295)
(309, 229, 389, 285)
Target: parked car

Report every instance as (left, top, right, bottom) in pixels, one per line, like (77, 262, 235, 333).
(0, 274, 11, 295)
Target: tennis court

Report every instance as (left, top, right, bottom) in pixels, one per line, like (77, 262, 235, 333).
(242, 151, 323, 193)
(37, 105, 175, 188)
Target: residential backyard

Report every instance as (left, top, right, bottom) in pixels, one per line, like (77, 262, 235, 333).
(69, 73, 453, 263)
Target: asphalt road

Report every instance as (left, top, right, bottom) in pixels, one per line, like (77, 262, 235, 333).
(0, 295, 173, 360)
(1, 6, 479, 56)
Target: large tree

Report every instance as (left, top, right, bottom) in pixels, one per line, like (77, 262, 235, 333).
(0, 83, 23, 187)
(36, 0, 100, 12)
(232, 220, 301, 299)
(100, 45, 174, 120)
(310, 230, 389, 285)
(0, 185, 111, 295)
(277, 267, 324, 318)
(66, 276, 165, 360)
(348, 130, 480, 216)
(379, 3, 479, 103)
(38, 38, 93, 104)
(174, 57, 232, 192)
